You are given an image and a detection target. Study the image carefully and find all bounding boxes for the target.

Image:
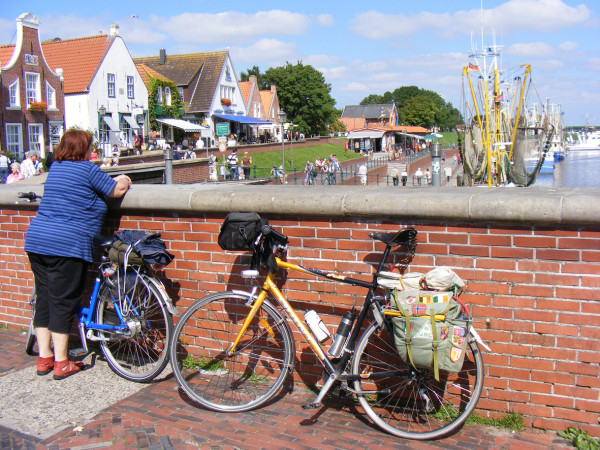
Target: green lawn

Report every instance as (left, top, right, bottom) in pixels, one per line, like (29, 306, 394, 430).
(230, 142, 363, 177)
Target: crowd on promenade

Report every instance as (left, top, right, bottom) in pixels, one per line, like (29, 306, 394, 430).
(0, 149, 48, 184)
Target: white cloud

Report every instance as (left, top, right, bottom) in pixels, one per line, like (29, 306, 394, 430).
(314, 14, 334, 27)
(303, 54, 342, 66)
(507, 42, 555, 57)
(151, 11, 310, 45)
(320, 66, 349, 80)
(229, 39, 297, 65)
(558, 41, 578, 51)
(352, 0, 592, 40)
(587, 58, 600, 71)
(340, 81, 368, 92)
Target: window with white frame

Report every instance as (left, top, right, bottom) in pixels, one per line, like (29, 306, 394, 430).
(28, 124, 43, 153)
(127, 76, 134, 99)
(6, 124, 23, 157)
(25, 72, 40, 105)
(156, 86, 163, 103)
(165, 87, 171, 106)
(107, 73, 116, 97)
(9, 79, 20, 107)
(46, 82, 56, 109)
(219, 85, 235, 101)
(178, 86, 184, 102)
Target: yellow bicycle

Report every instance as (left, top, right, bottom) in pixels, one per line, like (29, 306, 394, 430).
(169, 223, 485, 440)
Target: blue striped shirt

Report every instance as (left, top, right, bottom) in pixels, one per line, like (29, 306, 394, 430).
(25, 161, 117, 262)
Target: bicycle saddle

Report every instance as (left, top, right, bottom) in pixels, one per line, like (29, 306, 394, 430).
(369, 227, 417, 248)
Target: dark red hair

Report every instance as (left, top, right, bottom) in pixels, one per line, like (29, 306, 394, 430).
(54, 129, 93, 162)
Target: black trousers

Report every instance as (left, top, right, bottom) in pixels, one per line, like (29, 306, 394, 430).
(28, 252, 88, 334)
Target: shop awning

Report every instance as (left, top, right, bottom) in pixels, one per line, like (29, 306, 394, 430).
(347, 130, 385, 139)
(122, 115, 140, 129)
(156, 118, 209, 132)
(101, 115, 119, 132)
(213, 114, 272, 125)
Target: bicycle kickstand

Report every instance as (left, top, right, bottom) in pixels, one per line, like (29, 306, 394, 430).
(302, 372, 339, 410)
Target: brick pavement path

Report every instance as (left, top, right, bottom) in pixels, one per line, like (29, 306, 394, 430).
(0, 328, 571, 449)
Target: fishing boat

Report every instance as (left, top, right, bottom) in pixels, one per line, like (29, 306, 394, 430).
(460, 39, 554, 186)
(567, 129, 600, 151)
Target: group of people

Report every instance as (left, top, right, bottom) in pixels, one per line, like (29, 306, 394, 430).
(223, 149, 253, 180)
(0, 149, 47, 184)
(303, 155, 340, 185)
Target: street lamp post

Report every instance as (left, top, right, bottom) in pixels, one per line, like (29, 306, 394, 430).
(278, 109, 286, 178)
(289, 122, 294, 170)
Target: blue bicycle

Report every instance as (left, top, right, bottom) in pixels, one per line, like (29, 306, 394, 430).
(20, 192, 176, 382)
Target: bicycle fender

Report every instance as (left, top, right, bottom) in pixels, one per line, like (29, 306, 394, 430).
(144, 275, 178, 315)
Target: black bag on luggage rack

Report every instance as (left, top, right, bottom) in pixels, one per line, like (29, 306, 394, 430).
(218, 212, 268, 251)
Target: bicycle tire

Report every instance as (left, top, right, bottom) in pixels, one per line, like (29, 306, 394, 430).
(25, 287, 37, 356)
(169, 291, 294, 412)
(351, 321, 484, 440)
(95, 276, 173, 382)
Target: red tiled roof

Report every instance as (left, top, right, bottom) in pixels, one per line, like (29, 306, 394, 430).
(238, 81, 252, 106)
(42, 35, 112, 94)
(135, 63, 171, 87)
(260, 90, 274, 117)
(0, 45, 16, 68)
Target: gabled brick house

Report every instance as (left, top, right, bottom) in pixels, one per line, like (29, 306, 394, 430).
(0, 13, 65, 159)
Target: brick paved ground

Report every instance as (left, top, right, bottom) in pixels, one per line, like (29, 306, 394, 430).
(0, 327, 571, 449)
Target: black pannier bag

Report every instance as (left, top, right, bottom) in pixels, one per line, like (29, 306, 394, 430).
(218, 212, 268, 251)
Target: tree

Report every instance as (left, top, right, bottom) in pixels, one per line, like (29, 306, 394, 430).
(360, 86, 462, 129)
(240, 65, 270, 90)
(400, 95, 438, 128)
(264, 62, 337, 136)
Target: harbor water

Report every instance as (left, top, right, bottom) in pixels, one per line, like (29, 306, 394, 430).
(532, 151, 600, 188)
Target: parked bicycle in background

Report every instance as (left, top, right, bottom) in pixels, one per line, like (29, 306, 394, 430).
(20, 192, 177, 382)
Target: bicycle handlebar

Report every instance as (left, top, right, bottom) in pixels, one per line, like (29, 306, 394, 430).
(15, 192, 41, 204)
(261, 224, 289, 246)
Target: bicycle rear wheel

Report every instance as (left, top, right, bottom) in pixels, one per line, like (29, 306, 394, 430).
(95, 277, 173, 382)
(170, 292, 294, 412)
(25, 287, 37, 356)
(351, 322, 484, 440)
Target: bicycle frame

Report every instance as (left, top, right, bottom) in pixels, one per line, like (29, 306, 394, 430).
(228, 245, 395, 406)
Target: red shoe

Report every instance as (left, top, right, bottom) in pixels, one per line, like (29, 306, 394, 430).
(37, 356, 54, 376)
(53, 359, 84, 380)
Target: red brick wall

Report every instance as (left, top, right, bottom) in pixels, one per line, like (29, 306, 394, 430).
(1, 208, 598, 436)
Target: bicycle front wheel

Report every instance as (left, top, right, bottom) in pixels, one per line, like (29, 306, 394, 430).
(351, 322, 484, 440)
(95, 277, 173, 382)
(170, 292, 294, 412)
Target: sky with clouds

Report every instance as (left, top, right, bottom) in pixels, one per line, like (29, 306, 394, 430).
(1, 0, 598, 125)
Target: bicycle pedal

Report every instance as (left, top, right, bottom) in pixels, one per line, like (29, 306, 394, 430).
(302, 402, 322, 410)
